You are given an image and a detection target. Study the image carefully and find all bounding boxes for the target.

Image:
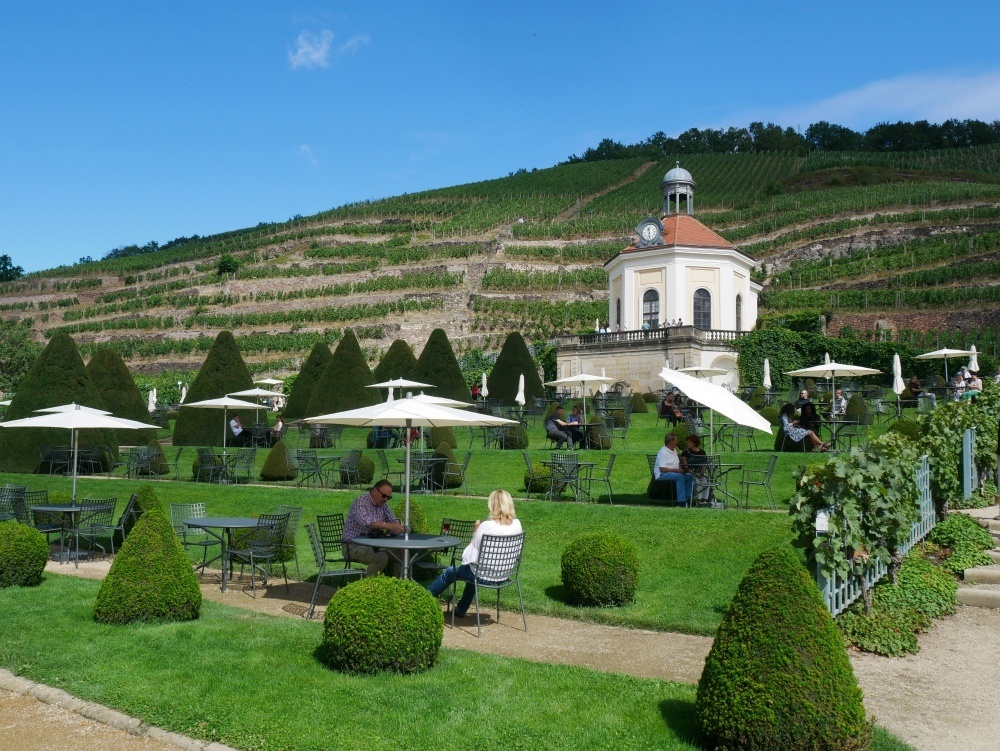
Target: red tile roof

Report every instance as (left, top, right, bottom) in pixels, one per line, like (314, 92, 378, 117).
(606, 214, 752, 266)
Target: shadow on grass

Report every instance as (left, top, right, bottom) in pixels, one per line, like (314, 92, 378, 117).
(658, 698, 704, 748)
(544, 583, 569, 603)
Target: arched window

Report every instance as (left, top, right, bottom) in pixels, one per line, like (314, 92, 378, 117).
(693, 288, 712, 329)
(735, 294, 743, 332)
(642, 289, 659, 328)
(615, 298, 621, 328)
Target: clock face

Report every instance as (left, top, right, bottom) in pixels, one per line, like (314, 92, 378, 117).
(641, 223, 659, 242)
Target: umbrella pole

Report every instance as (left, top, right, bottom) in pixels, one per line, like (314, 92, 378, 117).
(710, 410, 714, 455)
(403, 418, 412, 578)
(71, 428, 79, 504)
(222, 408, 227, 451)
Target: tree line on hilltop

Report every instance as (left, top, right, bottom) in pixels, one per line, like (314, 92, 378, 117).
(561, 118, 1000, 164)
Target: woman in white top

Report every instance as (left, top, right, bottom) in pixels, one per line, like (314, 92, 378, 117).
(427, 489, 523, 618)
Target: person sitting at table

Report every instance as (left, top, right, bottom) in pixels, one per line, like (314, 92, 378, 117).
(967, 371, 983, 395)
(342, 480, 404, 578)
(659, 394, 683, 426)
(795, 389, 812, 408)
(830, 389, 848, 417)
(909, 375, 936, 408)
(545, 407, 574, 450)
(229, 415, 249, 446)
(653, 433, 694, 506)
(267, 414, 286, 447)
(780, 403, 828, 452)
(426, 489, 523, 618)
(470, 382, 480, 401)
(566, 404, 586, 447)
(952, 373, 966, 401)
(799, 402, 822, 435)
(681, 434, 710, 504)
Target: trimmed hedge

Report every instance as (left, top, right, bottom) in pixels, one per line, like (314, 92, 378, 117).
(525, 462, 552, 494)
(373, 338, 417, 383)
(0, 520, 49, 588)
(408, 328, 469, 403)
(697, 547, 870, 751)
(93, 500, 201, 624)
(629, 393, 648, 414)
(432, 443, 463, 489)
(85, 347, 158, 445)
(759, 405, 781, 426)
(260, 439, 298, 481)
(172, 331, 256, 446)
(561, 533, 639, 607)
(486, 331, 545, 405)
(428, 426, 457, 450)
(305, 331, 379, 418)
(283, 342, 333, 421)
(321, 576, 443, 674)
(393, 497, 429, 534)
(886, 417, 922, 441)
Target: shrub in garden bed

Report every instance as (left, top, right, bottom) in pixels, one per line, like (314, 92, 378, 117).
(629, 393, 648, 414)
(886, 417, 921, 442)
(432, 443, 463, 489)
(561, 533, 639, 606)
(927, 513, 995, 573)
(260, 439, 298, 481)
(642, 391, 658, 403)
(393, 497, 429, 534)
(321, 576, 442, 675)
(93, 497, 201, 624)
(142, 439, 170, 476)
(525, 462, 552, 494)
(758, 405, 780, 426)
(0, 520, 49, 588)
(697, 547, 870, 751)
(428, 426, 457, 450)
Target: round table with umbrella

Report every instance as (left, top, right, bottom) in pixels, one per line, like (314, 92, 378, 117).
(913, 348, 972, 383)
(179, 396, 262, 450)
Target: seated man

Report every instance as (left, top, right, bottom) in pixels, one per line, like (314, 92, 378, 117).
(545, 407, 574, 450)
(653, 433, 694, 506)
(342, 480, 404, 578)
(229, 416, 249, 447)
(794, 389, 811, 408)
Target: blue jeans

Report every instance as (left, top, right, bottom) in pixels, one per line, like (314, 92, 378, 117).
(428, 564, 477, 615)
(657, 471, 694, 505)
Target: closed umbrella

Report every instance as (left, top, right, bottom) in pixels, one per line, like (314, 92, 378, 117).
(600, 367, 609, 394)
(762, 358, 772, 390)
(515, 374, 526, 406)
(824, 352, 831, 365)
(306, 397, 514, 576)
(913, 348, 971, 383)
(892, 354, 905, 396)
(481, 373, 488, 399)
(179, 396, 262, 450)
(0, 403, 157, 502)
(147, 390, 155, 413)
(595, 319, 600, 333)
(969, 345, 980, 373)
(180, 385, 187, 404)
(545, 373, 616, 419)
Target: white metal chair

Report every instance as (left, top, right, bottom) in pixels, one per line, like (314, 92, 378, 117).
(460, 532, 527, 638)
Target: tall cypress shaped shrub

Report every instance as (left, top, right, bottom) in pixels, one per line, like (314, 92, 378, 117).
(172, 331, 256, 446)
(409, 329, 469, 403)
(0, 333, 118, 473)
(283, 342, 333, 421)
(696, 547, 870, 751)
(486, 332, 544, 405)
(373, 339, 418, 383)
(305, 330, 380, 417)
(85, 347, 158, 445)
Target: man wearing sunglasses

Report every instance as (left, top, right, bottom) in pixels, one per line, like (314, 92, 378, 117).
(342, 480, 404, 577)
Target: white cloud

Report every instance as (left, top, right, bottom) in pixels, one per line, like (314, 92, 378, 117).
(296, 144, 318, 167)
(339, 35, 370, 55)
(760, 71, 1000, 129)
(289, 30, 334, 69)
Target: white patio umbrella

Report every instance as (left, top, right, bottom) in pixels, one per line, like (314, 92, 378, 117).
(545, 373, 616, 418)
(480, 373, 489, 399)
(180, 385, 187, 404)
(785, 361, 882, 401)
(410, 392, 472, 408)
(515, 374, 526, 406)
(660, 367, 772, 455)
(0, 403, 158, 502)
(892, 354, 905, 396)
(914, 348, 971, 383)
(254, 378, 284, 386)
(969, 345, 980, 373)
(675, 367, 738, 453)
(369, 378, 435, 404)
(762, 358, 772, 390)
(306, 398, 515, 575)
(229, 387, 280, 421)
(179, 396, 262, 450)
(595, 319, 600, 332)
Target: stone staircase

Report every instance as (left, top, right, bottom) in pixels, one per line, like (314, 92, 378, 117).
(956, 509, 1000, 609)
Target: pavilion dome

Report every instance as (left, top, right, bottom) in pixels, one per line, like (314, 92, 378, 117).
(663, 163, 694, 184)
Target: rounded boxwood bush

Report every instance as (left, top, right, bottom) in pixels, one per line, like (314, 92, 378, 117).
(321, 576, 443, 674)
(428, 426, 457, 450)
(759, 405, 781, 426)
(886, 417, 921, 442)
(500, 424, 529, 450)
(561, 533, 639, 607)
(748, 385, 766, 409)
(0, 520, 49, 588)
(629, 392, 648, 414)
(697, 547, 870, 751)
(143, 440, 170, 476)
(260, 439, 298, 481)
(93, 504, 201, 624)
(525, 462, 551, 494)
(393, 497, 429, 534)
(643, 391, 658, 403)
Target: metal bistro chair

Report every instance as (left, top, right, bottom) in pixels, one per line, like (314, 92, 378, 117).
(273, 504, 304, 580)
(739, 454, 778, 510)
(24, 490, 64, 545)
(165, 447, 185, 481)
(337, 450, 363, 489)
(522, 452, 541, 502)
(295, 449, 326, 488)
(70, 499, 117, 562)
(315, 513, 365, 574)
(414, 517, 476, 585)
(376, 449, 406, 486)
(49, 447, 73, 476)
(226, 512, 290, 597)
(305, 523, 362, 619)
(0, 484, 28, 522)
(441, 451, 472, 493)
(100, 493, 138, 550)
(459, 532, 527, 638)
(169, 502, 221, 571)
(583, 453, 616, 504)
(548, 456, 582, 502)
(232, 447, 257, 484)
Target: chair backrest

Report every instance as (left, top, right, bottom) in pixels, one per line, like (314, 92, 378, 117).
(551, 453, 577, 465)
(441, 518, 476, 547)
(550, 459, 579, 483)
(601, 453, 617, 480)
(0, 485, 27, 519)
(116, 494, 137, 527)
(170, 502, 207, 537)
(340, 450, 362, 471)
(316, 513, 346, 550)
(78, 499, 116, 528)
(646, 454, 658, 478)
(763, 454, 779, 479)
(172, 446, 185, 463)
(251, 512, 289, 552)
(306, 523, 326, 570)
(273, 504, 303, 537)
(377, 449, 390, 473)
(523, 452, 534, 474)
(475, 532, 525, 582)
(460, 451, 472, 473)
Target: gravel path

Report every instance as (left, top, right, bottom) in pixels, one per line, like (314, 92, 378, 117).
(2, 560, 996, 751)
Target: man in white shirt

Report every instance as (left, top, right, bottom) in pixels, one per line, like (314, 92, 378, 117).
(654, 433, 694, 506)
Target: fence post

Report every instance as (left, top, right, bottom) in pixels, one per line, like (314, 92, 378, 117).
(815, 505, 835, 613)
(962, 427, 976, 500)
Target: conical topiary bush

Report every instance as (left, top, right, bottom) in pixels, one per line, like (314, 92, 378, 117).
(260, 439, 298, 481)
(486, 332, 544, 405)
(283, 342, 333, 421)
(409, 329, 469, 403)
(172, 331, 256, 446)
(696, 547, 870, 751)
(305, 330, 380, 417)
(0, 332, 118, 473)
(93, 495, 202, 624)
(373, 339, 417, 383)
(85, 347, 158, 446)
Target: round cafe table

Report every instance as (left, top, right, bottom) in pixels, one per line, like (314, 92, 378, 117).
(184, 516, 259, 592)
(351, 532, 460, 580)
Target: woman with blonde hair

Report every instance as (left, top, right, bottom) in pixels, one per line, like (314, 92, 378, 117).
(427, 489, 523, 618)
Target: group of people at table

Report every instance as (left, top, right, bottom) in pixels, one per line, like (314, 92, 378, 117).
(341, 479, 522, 618)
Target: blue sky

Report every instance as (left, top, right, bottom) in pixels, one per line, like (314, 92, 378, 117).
(2, 1, 999, 273)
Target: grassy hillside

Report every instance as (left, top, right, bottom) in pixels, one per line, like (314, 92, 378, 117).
(3, 145, 1000, 374)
